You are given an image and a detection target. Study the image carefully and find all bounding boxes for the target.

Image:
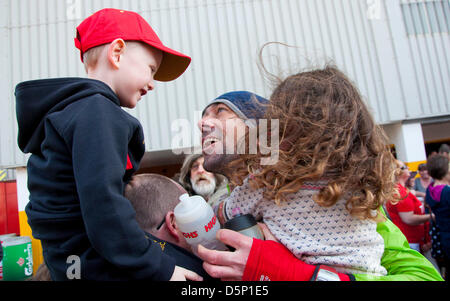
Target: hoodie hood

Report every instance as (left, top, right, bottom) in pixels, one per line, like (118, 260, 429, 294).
(15, 78, 119, 154)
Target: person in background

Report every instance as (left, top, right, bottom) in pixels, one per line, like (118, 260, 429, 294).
(415, 163, 432, 199)
(386, 161, 432, 253)
(439, 144, 450, 159)
(406, 172, 418, 197)
(425, 154, 450, 281)
(408, 165, 440, 271)
(124, 173, 212, 280)
(177, 154, 229, 208)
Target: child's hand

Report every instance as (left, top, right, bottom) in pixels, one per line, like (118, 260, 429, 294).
(169, 266, 203, 281)
(258, 222, 279, 242)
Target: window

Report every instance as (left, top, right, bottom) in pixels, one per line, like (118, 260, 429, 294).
(401, 0, 450, 35)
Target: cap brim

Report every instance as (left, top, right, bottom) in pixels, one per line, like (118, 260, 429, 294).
(151, 44, 191, 82)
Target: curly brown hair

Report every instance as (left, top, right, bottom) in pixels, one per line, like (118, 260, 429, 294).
(230, 66, 397, 221)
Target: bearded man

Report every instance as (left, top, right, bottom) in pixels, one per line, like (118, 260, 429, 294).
(177, 154, 228, 207)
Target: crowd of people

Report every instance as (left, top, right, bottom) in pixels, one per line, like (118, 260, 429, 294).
(385, 147, 450, 279)
(15, 8, 448, 282)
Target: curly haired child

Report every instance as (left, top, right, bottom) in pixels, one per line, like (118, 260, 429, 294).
(219, 65, 397, 276)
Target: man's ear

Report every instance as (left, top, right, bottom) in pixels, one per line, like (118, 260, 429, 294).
(165, 211, 182, 242)
(107, 38, 126, 69)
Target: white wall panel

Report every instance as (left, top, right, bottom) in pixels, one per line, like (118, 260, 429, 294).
(396, 0, 450, 117)
(1, 0, 449, 167)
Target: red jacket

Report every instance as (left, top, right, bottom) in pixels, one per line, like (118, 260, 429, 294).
(386, 184, 428, 245)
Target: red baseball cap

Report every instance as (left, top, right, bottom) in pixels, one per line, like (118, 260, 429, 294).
(74, 8, 191, 82)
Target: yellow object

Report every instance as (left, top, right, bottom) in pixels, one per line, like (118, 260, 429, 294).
(19, 211, 43, 275)
(405, 160, 427, 173)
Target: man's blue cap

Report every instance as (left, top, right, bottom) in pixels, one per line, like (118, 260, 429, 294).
(202, 91, 269, 121)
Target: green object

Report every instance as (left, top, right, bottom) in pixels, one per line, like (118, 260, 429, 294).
(2, 236, 33, 281)
(0, 233, 17, 281)
(354, 208, 444, 281)
(226, 183, 231, 195)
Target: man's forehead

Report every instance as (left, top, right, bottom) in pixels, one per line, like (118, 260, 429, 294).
(192, 156, 204, 165)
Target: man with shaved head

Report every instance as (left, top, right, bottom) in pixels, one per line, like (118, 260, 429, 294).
(124, 173, 212, 280)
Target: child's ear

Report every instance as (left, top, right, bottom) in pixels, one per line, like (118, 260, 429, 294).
(107, 38, 126, 69)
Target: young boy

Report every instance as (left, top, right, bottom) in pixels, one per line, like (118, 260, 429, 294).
(15, 8, 200, 281)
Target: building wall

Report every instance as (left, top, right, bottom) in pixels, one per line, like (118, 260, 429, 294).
(398, 0, 450, 117)
(1, 0, 449, 168)
(383, 122, 428, 169)
(422, 121, 450, 143)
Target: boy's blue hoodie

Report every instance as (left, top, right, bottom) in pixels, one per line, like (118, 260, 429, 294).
(15, 77, 176, 280)
(426, 182, 450, 258)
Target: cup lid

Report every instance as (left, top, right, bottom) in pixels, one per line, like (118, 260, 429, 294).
(1, 236, 31, 247)
(224, 214, 258, 231)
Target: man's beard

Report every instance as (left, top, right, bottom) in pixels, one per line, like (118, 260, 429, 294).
(190, 174, 217, 199)
(203, 153, 239, 176)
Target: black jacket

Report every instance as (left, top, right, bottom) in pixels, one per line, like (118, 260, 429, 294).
(145, 233, 215, 281)
(15, 77, 176, 280)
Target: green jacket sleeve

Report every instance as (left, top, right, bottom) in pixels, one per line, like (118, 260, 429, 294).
(354, 208, 443, 281)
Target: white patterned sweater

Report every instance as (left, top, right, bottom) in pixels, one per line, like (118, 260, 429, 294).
(224, 177, 387, 276)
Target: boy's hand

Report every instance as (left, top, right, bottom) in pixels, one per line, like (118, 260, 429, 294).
(169, 266, 203, 281)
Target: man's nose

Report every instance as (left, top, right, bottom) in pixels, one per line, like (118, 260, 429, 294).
(197, 164, 206, 173)
(198, 116, 213, 132)
(147, 79, 155, 91)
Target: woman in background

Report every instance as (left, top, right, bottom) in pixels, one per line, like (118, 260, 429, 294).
(425, 154, 450, 281)
(387, 161, 432, 253)
(414, 163, 432, 199)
